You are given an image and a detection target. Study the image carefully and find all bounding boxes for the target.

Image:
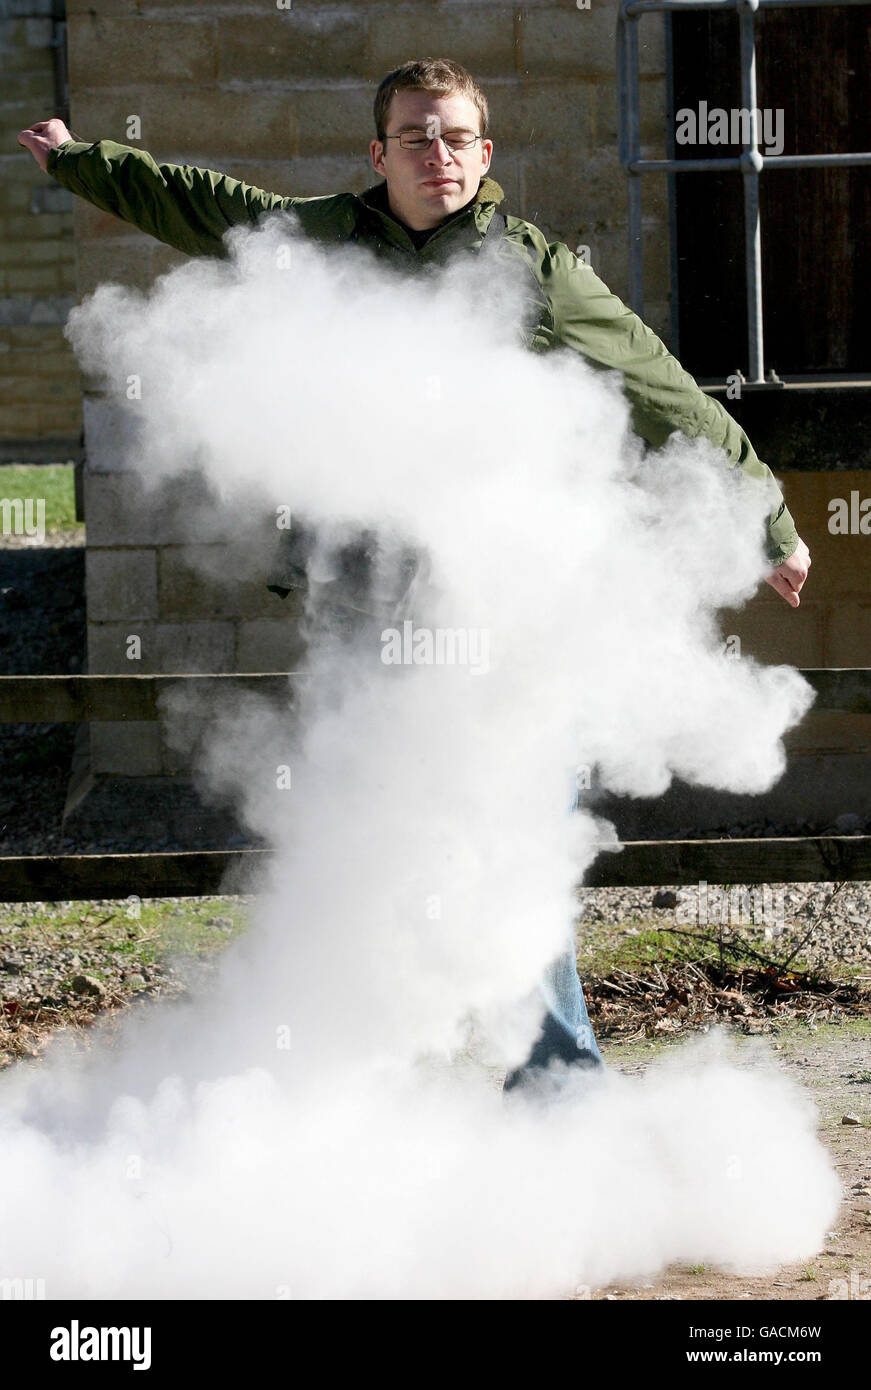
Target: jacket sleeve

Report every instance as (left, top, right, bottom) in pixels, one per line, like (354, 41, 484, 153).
(45, 138, 319, 260)
(542, 241, 800, 566)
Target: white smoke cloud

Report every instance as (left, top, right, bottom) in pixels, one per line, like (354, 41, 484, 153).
(0, 212, 836, 1298)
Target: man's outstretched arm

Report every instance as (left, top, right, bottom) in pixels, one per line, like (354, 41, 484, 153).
(541, 241, 811, 605)
(17, 118, 327, 260)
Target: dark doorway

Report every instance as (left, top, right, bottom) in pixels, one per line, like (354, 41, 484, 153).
(670, 4, 871, 379)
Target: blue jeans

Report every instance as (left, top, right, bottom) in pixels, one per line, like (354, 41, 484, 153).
(503, 780, 604, 1091)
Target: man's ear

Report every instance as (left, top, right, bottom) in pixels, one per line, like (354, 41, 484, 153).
(370, 138, 386, 177)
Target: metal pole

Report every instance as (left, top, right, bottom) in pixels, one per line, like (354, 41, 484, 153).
(664, 9, 681, 354)
(739, 0, 765, 383)
(623, 13, 644, 313)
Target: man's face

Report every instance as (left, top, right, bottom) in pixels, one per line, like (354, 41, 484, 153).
(369, 89, 493, 232)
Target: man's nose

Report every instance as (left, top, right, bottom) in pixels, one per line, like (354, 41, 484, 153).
(425, 138, 454, 164)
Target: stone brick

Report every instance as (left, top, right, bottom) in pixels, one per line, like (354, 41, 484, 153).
(88, 620, 157, 673)
(6, 266, 61, 293)
(0, 0, 56, 19)
(489, 152, 522, 212)
(521, 3, 666, 80)
(89, 721, 162, 775)
(220, 156, 370, 199)
(522, 147, 626, 239)
(66, 0, 236, 11)
(81, 398, 141, 475)
(58, 261, 78, 292)
(76, 239, 163, 297)
(1, 323, 63, 348)
(284, 86, 376, 159)
(30, 184, 74, 214)
(0, 68, 56, 103)
(0, 157, 46, 195)
(72, 198, 142, 245)
(84, 465, 246, 545)
(154, 620, 235, 673)
(2, 372, 80, 405)
(593, 76, 668, 155)
(86, 547, 158, 621)
(5, 211, 71, 241)
(65, 0, 156, 13)
(0, 183, 30, 215)
(769, 471, 871, 599)
(69, 89, 305, 162)
(0, 238, 70, 267)
(147, 242, 196, 280)
(718, 593, 826, 668)
(487, 80, 596, 153)
(158, 543, 279, 621)
(0, 338, 76, 378)
(0, 98, 48, 150)
(364, 4, 517, 81)
(67, 14, 218, 90)
(0, 21, 54, 74)
(83, 470, 168, 545)
(218, 12, 367, 82)
(0, 294, 77, 328)
(0, 401, 80, 435)
(235, 617, 306, 673)
(825, 599, 871, 668)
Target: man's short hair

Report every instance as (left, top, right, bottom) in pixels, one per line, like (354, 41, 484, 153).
(373, 57, 490, 143)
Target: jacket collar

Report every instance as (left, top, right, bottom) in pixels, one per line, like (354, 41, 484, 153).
(353, 176, 505, 254)
(358, 175, 505, 214)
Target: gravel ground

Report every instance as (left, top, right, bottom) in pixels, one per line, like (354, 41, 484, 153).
(576, 882, 871, 979)
(0, 895, 248, 1066)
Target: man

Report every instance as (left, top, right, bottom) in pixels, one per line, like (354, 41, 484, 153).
(19, 56, 811, 1090)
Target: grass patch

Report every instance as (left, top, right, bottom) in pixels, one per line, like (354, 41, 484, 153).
(578, 920, 816, 981)
(0, 895, 250, 965)
(0, 462, 81, 534)
(0, 897, 253, 1066)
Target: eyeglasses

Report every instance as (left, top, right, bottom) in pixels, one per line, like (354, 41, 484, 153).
(383, 132, 483, 152)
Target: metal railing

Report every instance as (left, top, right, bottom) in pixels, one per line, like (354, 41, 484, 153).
(617, 0, 871, 386)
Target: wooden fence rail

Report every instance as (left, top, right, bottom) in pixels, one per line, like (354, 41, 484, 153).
(0, 671, 868, 902)
(0, 837, 869, 903)
(0, 668, 868, 722)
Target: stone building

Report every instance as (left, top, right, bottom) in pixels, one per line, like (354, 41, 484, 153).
(2, 0, 869, 835)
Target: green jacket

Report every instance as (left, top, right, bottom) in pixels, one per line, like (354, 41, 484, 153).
(46, 138, 799, 565)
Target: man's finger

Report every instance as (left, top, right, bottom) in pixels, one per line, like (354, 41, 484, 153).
(766, 572, 800, 606)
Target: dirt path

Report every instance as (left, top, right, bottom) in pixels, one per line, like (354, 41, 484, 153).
(580, 1019, 871, 1301)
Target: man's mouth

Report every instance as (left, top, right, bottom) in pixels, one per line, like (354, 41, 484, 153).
(422, 178, 458, 187)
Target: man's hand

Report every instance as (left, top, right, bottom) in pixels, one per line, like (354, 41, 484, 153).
(17, 119, 73, 172)
(765, 536, 811, 608)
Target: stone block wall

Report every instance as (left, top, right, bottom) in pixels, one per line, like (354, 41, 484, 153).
(0, 0, 82, 456)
